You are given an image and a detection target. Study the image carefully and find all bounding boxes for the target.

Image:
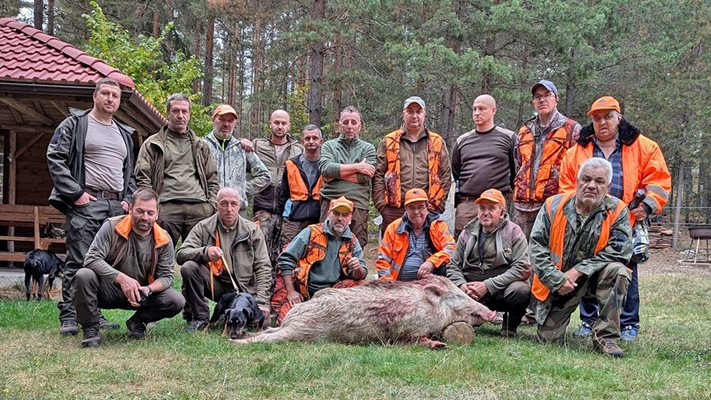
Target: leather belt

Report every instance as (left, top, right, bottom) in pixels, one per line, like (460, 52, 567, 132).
(85, 187, 121, 201)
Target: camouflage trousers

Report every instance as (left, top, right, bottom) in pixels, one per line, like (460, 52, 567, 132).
(537, 262, 631, 342)
(253, 210, 282, 268)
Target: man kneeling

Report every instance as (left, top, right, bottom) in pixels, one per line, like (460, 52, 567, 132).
(73, 188, 185, 347)
(530, 157, 632, 357)
(447, 188, 531, 337)
(271, 196, 367, 324)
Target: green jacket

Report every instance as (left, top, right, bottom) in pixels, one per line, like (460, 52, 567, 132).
(447, 214, 529, 295)
(529, 193, 632, 320)
(253, 135, 303, 213)
(135, 125, 219, 207)
(319, 135, 376, 210)
(175, 213, 272, 304)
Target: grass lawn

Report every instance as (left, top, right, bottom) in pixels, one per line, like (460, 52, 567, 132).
(1, 250, 710, 399)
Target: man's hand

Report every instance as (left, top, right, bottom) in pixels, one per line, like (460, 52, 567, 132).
(207, 246, 223, 262)
(286, 290, 303, 306)
(240, 138, 254, 152)
(258, 304, 271, 317)
(115, 272, 142, 307)
(357, 162, 375, 178)
(557, 280, 577, 296)
(460, 281, 487, 301)
(630, 206, 648, 221)
(120, 200, 130, 213)
(557, 269, 582, 296)
(417, 261, 435, 279)
(74, 192, 96, 206)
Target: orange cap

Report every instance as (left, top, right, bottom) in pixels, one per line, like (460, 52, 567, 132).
(475, 188, 506, 208)
(404, 188, 428, 206)
(212, 104, 238, 119)
(587, 96, 620, 116)
(329, 196, 353, 213)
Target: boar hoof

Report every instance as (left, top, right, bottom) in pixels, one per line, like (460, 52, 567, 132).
(416, 337, 447, 349)
(442, 322, 475, 345)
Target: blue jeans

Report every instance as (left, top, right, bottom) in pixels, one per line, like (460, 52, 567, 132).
(579, 262, 639, 329)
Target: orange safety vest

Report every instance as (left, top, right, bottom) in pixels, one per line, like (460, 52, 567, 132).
(110, 215, 171, 284)
(383, 129, 446, 210)
(293, 223, 356, 298)
(285, 158, 322, 201)
(531, 192, 627, 301)
(514, 119, 577, 203)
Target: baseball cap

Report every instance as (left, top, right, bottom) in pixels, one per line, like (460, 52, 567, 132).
(475, 188, 506, 208)
(403, 96, 425, 109)
(329, 196, 353, 213)
(587, 96, 621, 116)
(531, 80, 558, 97)
(404, 188, 428, 206)
(212, 104, 238, 119)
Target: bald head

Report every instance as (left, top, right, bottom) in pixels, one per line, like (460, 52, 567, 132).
(269, 109, 290, 142)
(472, 94, 497, 131)
(217, 187, 241, 202)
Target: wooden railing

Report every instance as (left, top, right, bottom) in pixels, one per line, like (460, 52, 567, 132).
(0, 204, 65, 262)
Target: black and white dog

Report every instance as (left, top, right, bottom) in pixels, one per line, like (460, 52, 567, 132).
(23, 249, 64, 301)
(209, 292, 266, 339)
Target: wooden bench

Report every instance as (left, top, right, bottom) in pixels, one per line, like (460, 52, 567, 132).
(0, 204, 66, 262)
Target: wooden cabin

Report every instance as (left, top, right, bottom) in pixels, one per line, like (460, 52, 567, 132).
(0, 17, 166, 265)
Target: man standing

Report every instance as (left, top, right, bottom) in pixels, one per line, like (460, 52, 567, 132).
(177, 187, 272, 332)
(513, 80, 581, 238)
(47, 78, 134, 336)
(560, 96, 671, 342)
(451, 95, 515, 236)
(376, 188, 456, 281)
(203, 104, 271, 213)
(253, 109, 304, 263)
(530, 158, 632, 357)
(373, 96, 452, 233)
(319, 106, 376, 247)
(271, 197, 367, 324)
(135, 93, 219, 245)
(73, 188, 185, 347)
(278, 124, 324, 246)
(447, 188, 530, 337)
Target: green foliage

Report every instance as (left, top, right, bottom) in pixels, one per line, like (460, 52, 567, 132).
(82, 1, 210, 134)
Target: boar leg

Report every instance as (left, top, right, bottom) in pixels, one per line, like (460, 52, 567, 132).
(416, 337, 447, 349)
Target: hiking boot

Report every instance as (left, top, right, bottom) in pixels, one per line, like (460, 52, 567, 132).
(126, 318, 147, 339)
(620, 326, 639, 342)
(81, 326, 101, 348)
(60, 320, 79, 336)
(99, 315, 120, 330)
(573, 322, 593, 337)
(520, 314, 536, 325)
(593, 338, 625, 358)
(186, 320, 208, 333)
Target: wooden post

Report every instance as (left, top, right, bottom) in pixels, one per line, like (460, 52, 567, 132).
(8, 131, 16, 256)
(672, 161, 684, 249)
(33, 207, 41, 250)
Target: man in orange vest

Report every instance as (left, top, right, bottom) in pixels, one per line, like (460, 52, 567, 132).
(530, 158, 632, 357)
(376, 188, 456, 281)
(513, 80, 580, 238)
(278, 125, 324, 247)
(271, 196, 367, 324)
(559, 96, 671, 342)
(373, 96, 452, 234)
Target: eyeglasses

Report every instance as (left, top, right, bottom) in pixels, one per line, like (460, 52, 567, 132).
(533, 92, 555, 101)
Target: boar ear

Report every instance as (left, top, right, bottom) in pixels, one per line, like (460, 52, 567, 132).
(423, 283, 446, 297)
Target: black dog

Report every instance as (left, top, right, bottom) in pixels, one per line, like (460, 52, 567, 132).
(23, 249, 64, 301)
(210, 292, 266, 339)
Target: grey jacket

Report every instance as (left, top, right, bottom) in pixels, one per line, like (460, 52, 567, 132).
(175, 213, 272, 304)
(47, 108, 136, 214)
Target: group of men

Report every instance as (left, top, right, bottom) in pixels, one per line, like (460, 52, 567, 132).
(47, 77, 670, 358)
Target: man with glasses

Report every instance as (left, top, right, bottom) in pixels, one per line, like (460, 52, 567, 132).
(373, 96, 452, 235)
(376, 188, 456, 281)
(559, 96, 671, 343)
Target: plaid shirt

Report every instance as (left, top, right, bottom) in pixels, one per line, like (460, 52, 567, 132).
(593, 137, 624, 200)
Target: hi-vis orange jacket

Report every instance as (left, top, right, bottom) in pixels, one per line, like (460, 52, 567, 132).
(294, 223, 356, 298)
(381, 129, 448, 211)
(376, 214, 456, 281)
(514, 118, 578, 203)
(559, 120, 671, 217)
(531, 192, 627, 301)
(285, 158, 323, 201)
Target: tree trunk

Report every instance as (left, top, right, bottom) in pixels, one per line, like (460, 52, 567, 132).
(249, 14, 264, 136)
(33, 0, 43, 30)
(332, 37, 342, 128)
(46, 0, 54, 35)
(202, 14, 215, 106)
(227, 22, 239, 107)
(439, 0, 464, 144)
(307, 0, 326, 127)
(152, 10, 159, 38)
(672, 161, 684, 249)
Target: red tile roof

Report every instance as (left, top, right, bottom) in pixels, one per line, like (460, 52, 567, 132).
(0, 17, 135, 88)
